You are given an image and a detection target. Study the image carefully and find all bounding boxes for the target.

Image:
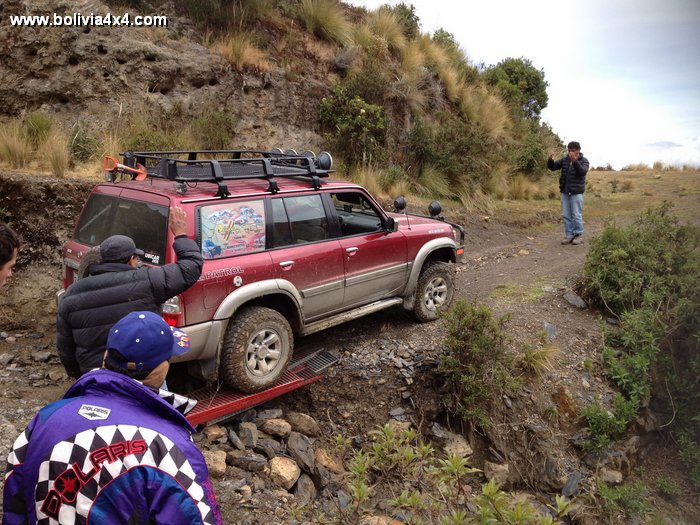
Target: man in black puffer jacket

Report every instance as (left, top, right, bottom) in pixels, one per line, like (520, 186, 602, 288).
(547, 141, 590, 245)
(57, 207, 203, 378)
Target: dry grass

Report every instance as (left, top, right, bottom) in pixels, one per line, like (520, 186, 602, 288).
(399, 40, 425, 77)
(484, 165, 510, 200)
(365, 7, 406, 56)
(477, 90, 511, 141)
(412, 164, 452, 198)
(215, 32, 270, 71)
(39, 129, 70, 177)
(521, 343, 560, 377)
(389, 74, 426, 114)
(509, 174, 541, 200)
(0, 121, 32, 168)
(349, 164, 383, 196)
(298, 0, 352, 45)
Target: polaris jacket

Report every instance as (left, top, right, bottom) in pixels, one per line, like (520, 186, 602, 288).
(2, 369, 222, 524)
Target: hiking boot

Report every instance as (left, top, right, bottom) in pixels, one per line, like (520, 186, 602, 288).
(561, 236, 574, 244)
(571, 236, 583, 245)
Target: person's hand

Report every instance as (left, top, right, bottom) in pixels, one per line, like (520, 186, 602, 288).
(568, 150, 578, 162)
(169, 206, 187, 237)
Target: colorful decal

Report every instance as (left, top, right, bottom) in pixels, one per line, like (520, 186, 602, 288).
(201, 201, 266, 259)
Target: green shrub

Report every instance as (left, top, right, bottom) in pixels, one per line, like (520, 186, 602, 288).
(439, 300, 520, 427)
(23, 111, 53, 148)
(597, 481, 649, 519)
(192, 110, 236, 150)
(582, 203, 698, 314)
(581, 395, 636, 451)
(319, 84, 387, 165)
(581, 203, 700, 486)
(69, 120, 101, 162)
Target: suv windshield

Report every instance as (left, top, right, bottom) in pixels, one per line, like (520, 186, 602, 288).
(75, 193, 168, 265)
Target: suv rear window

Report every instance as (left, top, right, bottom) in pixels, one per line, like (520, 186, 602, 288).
(74, 193, 169, 265)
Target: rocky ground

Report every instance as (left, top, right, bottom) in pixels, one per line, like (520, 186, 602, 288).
(0, 170, 699, 523)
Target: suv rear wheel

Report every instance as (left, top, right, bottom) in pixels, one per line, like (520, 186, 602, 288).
(413, 262, 455, 322)
(220, 306, 293, 393)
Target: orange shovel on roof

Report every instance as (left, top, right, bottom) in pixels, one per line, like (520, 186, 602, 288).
(103, 156, 148, 181)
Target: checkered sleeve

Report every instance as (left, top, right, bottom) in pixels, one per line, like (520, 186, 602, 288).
(3, 424, 34, 525)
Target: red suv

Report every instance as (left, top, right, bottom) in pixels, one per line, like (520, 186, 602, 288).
(60, 150, 464, 393)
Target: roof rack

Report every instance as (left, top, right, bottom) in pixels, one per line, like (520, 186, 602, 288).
(115, 149, 334, 198)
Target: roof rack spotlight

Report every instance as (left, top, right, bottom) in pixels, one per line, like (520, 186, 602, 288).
(317, 151, 333, 171)
(103, 155, 147, 182)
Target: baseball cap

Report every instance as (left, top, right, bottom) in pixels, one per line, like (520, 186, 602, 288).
(106, 311, 190, 372)
(100, 235, 145, 262)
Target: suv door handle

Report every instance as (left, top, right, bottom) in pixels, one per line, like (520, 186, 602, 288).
(279, 261, 295, 268)
(346, 247, 359, 255)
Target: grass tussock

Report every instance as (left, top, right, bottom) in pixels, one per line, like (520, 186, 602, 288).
(389, 74, 426, 114)
(298, 0, 351, 45)
(520, 342, 560, 377)
(39, 129, 71, 177)
(509, 174, 540, 200)
(399, 40, 425, 77)
(477, 90, 511, 140)
(348, 164, 382, 197)
(412, 164, 452, 198)
(0, 121, 32, 168)
(484, 165, 510, 200)
(365, 8, 406, 56)
(215, 32, 270, 71)
(23, 111, 53, 148)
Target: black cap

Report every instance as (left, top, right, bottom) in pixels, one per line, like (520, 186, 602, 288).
(100, 235, 145, 262)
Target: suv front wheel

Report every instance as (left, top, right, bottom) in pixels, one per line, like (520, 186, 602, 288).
(413, 262, 455, 322)
(220, 306, 293, 393)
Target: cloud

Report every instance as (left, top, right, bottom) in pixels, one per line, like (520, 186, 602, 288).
(647, 141, 683, 149)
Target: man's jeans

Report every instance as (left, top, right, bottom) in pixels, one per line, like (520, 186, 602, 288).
(561, 192, 584, 237)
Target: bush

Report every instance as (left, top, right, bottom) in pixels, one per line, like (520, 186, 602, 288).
(319, 84, 387, 165)
(69, 119, 101, 162)
(580, 203, 700, 486)
(439, 300, 519, 427)
(0, 121, 32, 168)
(23, 111, 53, 148)
(192, 110, 236, 150)
(298, 0, 351, 44)
(582, 203, 698, 313)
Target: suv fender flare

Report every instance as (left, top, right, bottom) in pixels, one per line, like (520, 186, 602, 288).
(402, 238, 457, 309)
(214, 279, 303, 322)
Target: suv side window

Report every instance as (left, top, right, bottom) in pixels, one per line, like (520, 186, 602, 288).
(331, 192, 383, 236)
(200, 200, 266, 259)
(271, 195, 328, 247)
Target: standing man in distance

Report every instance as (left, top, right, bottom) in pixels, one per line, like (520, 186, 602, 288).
(57, 206, 203, 378)
(0, 222, 20, 288)
(547, 141, 590, 245)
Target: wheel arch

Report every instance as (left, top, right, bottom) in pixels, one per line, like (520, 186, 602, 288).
(402, 241, 457, 310)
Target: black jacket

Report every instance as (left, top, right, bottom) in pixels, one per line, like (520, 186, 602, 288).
(547, 152, 590, 194)
(56, 236, 203, 377)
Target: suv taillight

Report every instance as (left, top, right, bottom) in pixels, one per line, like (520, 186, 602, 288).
(162, 295, 183, 327)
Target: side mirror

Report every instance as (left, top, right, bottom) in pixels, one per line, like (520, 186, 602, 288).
(386, 217, 399, 233)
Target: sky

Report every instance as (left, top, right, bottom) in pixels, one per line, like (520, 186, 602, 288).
(347, 0, 700, 169)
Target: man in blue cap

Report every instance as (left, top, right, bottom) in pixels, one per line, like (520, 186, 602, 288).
(4, 311, 223, 525)
(57, 206, 203, 378)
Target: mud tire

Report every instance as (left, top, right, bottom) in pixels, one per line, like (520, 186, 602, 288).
(413, 262, 455, 322)
(219, 306, 293, 393)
